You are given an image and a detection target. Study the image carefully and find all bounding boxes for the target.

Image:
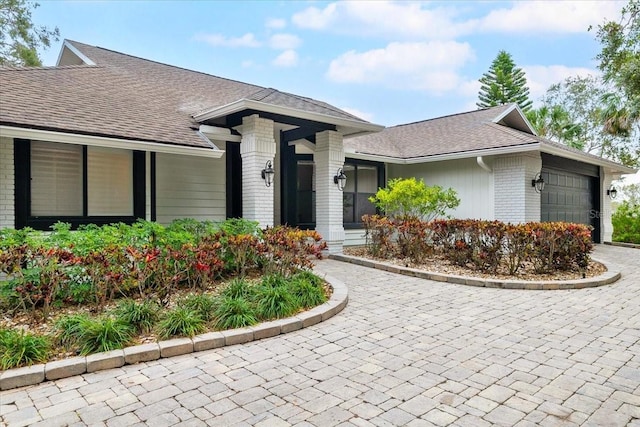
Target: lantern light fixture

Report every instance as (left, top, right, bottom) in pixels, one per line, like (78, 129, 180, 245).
(334, 168, 347, 191)
(532, 172, 545, 193)
(261, 160, 274, 187)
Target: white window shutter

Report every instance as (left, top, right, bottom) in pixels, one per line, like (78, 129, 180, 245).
(87, 146, 133, 216)
(30, 141, 83, 216)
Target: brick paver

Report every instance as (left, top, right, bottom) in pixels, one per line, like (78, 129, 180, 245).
(1, 245, 639, 426)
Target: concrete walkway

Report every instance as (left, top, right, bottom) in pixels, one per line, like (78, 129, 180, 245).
(1, 245, 639, 426)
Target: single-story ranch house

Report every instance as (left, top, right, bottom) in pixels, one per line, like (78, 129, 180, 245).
(1, 40, 636, 252)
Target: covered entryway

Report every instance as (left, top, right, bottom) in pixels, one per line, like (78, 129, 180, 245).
(541, 153, 600, 241)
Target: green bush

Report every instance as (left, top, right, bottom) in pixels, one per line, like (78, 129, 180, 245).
(76, 316, 134, 355)
(0, 329, 50, 369)
(612, 202, 640, 244)
(288, 271, 327, 308)
(254, 275, 299, 319)
(157, 307, 207, 339)
(178, 293, 218, 322)
(54, 313, 91, 348)
(214, 297, 258, 330)
(113, 299, 160, 333)
(369, 177, 460, 221)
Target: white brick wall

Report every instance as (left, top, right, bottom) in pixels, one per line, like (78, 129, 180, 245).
(493, 153, 542, 223)
(601, 170, 614, 242)
(315, 130, 345, 253)
(239, 115, 276, 228)
(0, 137, 15, 229)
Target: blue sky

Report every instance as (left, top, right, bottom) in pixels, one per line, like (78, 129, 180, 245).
(33, 0, 626, 128)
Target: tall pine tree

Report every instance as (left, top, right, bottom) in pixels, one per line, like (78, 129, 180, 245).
(477, 50, 532, 112)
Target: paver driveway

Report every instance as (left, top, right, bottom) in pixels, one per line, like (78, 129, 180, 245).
(1, 245, 639, 427)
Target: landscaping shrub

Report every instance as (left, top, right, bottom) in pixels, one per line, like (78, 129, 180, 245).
(362, 215, 396, 259)
(0, 328, 50, 370)
(214, 297, 259, 330)
(254, 275, 300, 319)
(157, 307, 206, 339)
(612, 201, 640, 244)
(113, 299, 160, 334)
(178, 293, 218, 322)
(365, 218, 594, 275)
(369, 177, 460, 221)
(260, 227, 327, 276)
(288, 271, 327, 308)
(76, 316, 134, 355)
(54, 313, 90, 349)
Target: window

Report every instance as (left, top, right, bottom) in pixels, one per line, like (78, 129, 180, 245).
(343, 162, 380, 227)
(15, 139, 145, 230)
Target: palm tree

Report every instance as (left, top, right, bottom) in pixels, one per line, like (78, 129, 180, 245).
(526, 105, 583, 149)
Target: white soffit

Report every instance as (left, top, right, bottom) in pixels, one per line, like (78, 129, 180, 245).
(0, 126, 225, 159)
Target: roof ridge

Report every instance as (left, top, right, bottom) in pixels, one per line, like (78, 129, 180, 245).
(66, 40, 265, 91)
(265, 88, 368, 122)
(387, 104, 512, 129)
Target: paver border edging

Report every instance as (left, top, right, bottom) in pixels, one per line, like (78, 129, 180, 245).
(604, 241, 640, 250)
(0, 274, 348, 391)
(330, 253, 621, 291)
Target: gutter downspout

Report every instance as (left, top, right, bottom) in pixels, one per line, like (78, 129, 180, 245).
(477, 156, 492, 173)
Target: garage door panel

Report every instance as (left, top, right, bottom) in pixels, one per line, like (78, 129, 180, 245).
(541, 166, 599, 241)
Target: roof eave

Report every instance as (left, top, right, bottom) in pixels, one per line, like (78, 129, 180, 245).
(540, 143, 637, 174)
(345, 143, 541, 164)
(193, 99, 384, 137)
(0, 125, 225, 158)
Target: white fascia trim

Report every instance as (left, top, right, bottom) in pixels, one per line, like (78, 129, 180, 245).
(540, 144, 637, 174)
(0, 126, 225, 159)
(492, 104, 537, 135)
(56, 40, 96, 66)
(345, 144, 540, 165)
(193, 99, 385, 135)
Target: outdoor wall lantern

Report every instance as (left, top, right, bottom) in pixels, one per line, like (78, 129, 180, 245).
(607, 185, 618, 200)
(334, 168, 347, 191)
(532, 172, 545, 193)
(261, 160, 275, 187)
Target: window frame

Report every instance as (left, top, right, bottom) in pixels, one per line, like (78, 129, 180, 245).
(342, 159, 385, 229)
(14, 139, 146, 230)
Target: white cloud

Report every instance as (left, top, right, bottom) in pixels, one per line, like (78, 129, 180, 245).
(266, 18, 287, 29)
(477, 1, 624, 34)
(292, 3, 338, 30)
(340, 107, 375, 123)
(291, 0, 625, 39)
(327, 41, 475, 94)
(523, 65, 598, 102)
(269, 33, 302, 50)
(195, 32, 261, 48)
(272, 50, 299, 67)
(292, 1, 471, 39)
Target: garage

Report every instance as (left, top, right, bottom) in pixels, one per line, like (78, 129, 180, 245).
(541, 153, 600, 241)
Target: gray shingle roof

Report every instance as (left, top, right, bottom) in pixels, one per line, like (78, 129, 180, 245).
(345, 104, 634, 172)
(345, 105, 526, 158)
(0, 40, 369, 148)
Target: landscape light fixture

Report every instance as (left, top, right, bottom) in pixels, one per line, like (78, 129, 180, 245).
(334, 168, 347, 191)
(261, 160, 274, 187)
(532, 172, 545, 193)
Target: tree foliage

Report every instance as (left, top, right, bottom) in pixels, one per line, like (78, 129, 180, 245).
(525, 105, 583, 149)
(594, 0, 640, 133)
(536, 75, 639, 167)
(477, 50, 532, 112)
(369, 177, 460, 222)
(0, 0, 59, 66)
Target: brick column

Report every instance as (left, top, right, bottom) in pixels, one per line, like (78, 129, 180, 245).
(493, 153, 542, 223)
(238, 115, 276, 228)
(315, 130, 345, 253)
(601, 170, 613, 243)
(0, 137, 15, 229)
